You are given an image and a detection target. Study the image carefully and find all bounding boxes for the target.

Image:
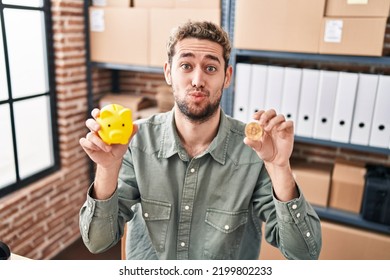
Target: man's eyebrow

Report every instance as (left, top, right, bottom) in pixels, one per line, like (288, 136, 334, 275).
(178, 52, 221, 64)
(179, 52, 195, 59)
(205, 54, 221, 64)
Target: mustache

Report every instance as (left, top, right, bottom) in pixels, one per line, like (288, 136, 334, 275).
(186, 88, 210, 96)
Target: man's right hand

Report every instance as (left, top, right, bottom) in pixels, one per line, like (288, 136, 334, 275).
(79, 108, 138, 169)
(79, 108, 138, 200)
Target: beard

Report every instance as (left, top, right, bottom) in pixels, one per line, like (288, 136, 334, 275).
(174, 87, 222, 124)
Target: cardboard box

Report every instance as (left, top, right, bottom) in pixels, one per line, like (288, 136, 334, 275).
(325, 0, 390, 17)
(259, 220, 390, 260)
(175, 0, 220, 9)
(319, 17, 387, 56)
(320, 221, 390, 259)
(234, 0, 325, 53)
(149, 8, 221, 67)
(89, 7, 149, 66)
(329, 160, 366, 213)
(258, 224, 286, 260)
(292, 161, 332, 207)
(133, 0, 175, 8)
(99, 93, 157, 113)
(134, 0, 219, 9)
(92, 0, 131, 7)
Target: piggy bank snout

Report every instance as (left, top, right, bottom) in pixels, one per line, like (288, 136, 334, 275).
(109, 129, 126, 142)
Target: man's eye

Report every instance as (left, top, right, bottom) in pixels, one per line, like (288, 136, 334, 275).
(206, 66, 217, 72)
(181, 64, 191, 70)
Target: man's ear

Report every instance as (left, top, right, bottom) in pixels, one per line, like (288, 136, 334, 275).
(164, 62, 171, 85)
(223, 65, 233, 89)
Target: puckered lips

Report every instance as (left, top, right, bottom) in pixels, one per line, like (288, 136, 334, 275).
(187, 89, 209, 102)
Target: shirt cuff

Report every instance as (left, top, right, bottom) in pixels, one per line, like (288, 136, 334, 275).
(273, 185, 308, 223)
(87, 182, 119, 218)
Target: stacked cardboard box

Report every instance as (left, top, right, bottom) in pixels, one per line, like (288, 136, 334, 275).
(99, 93, 158, 120)
(329, 160, 366, 214)
(89, 7, 149, 65)
(259, 221, 390, 259)
(89, 0, 221, 67)
(234, 0, 326, 54)
(319, 0, 390, 56)
(292, 160, 332, 207)
(234, 0, 390, 56)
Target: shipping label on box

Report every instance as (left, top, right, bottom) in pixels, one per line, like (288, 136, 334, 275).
(323, 20, 343, 43)
(92, 0, 106, 6)
(92, 0, 131, 7)
(90, 9, 105, 32)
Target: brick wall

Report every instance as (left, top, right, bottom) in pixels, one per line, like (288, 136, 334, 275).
(0, 0, 93, 260)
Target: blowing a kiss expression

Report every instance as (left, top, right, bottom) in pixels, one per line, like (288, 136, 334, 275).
(164, 38, 232, 123)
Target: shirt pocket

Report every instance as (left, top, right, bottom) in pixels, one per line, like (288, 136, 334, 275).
(141, 198, 171, 253)
(204, 208, 248, 259)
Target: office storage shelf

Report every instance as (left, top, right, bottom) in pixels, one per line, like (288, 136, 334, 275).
(234, 49, 390, 67)
(230, 48, 390, 156)
(226, 0, 390, 236)
(314, 206, 390, 235)
(90, 62, 164, 74)
(294, 136, 390, 155)
(228, 48, 390, 234)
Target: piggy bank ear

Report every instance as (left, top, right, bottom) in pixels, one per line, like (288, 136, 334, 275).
(100, 109, 113, 119)
(120, 108, 132, 120)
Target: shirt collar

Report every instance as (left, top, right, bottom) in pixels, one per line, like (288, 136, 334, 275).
(158, 108, 231, 165)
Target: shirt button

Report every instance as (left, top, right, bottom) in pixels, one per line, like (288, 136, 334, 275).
(144, 213, 149, 218)
(224, 225, 230, 230)
(190, 168, 195, 173)
(180, 242, 186, 247)
(296, 213, 300, 218)
(184, 205, 190, 210)
(306, 232, 311, 237)
(84, 225, 87, 231)
(292, 204, 297, 210)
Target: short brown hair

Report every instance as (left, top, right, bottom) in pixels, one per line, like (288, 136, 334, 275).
(166, 21, 231, 70)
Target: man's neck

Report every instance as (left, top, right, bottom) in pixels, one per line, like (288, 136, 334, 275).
(174, 107, 221, 157)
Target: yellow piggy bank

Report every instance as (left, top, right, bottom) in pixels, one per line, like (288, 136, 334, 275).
(96, 104, 133, 145)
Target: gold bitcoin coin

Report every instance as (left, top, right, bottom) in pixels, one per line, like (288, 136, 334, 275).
(245, 122, 263, 141)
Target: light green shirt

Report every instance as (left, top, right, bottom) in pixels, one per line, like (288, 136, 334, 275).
(79, 109, 322, 260)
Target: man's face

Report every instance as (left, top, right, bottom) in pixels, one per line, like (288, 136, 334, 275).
(164, 38, 232, 123)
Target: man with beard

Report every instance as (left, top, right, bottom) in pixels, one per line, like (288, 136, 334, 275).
(79, 21, 322, 260)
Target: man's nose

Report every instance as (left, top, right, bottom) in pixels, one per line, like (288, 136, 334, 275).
(191, 68, 205, 88)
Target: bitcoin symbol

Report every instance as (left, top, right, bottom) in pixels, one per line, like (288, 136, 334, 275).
(245, 122, 263, 141)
